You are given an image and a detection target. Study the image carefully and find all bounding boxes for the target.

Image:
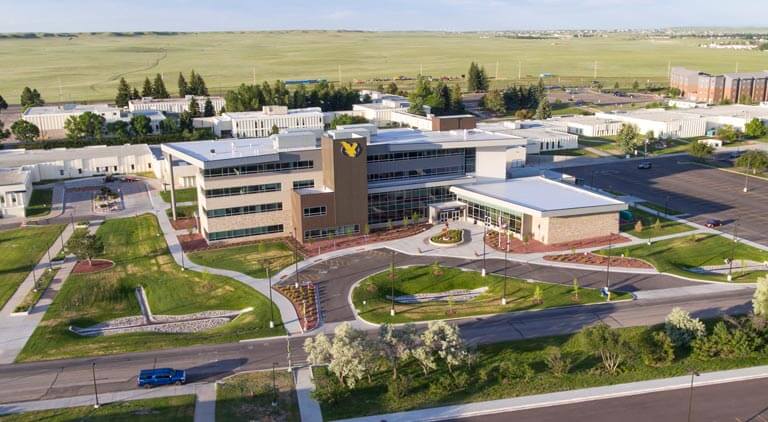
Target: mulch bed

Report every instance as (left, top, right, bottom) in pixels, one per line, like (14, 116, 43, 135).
(170, 217, 197, 231)
(72, 259, 115, 274)
(485, 231, 631, 254)
(296, 223, 432, 257)
(274, 284, 319, 331)
(178, 233, 208, 252)
(544, 253, 653, 269)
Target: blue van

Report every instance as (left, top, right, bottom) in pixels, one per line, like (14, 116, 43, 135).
(137, 368, 187, 388)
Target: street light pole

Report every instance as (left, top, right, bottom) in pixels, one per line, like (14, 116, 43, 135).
(390, 250, 396, 317)
(91, 362, 100, 409)
(605, 234, 612, 301)
(744, 163, 750, 193)
(481, 221, 487, 277)
(293, 229, 300, 288)
(687, 369, 700, 422)
(266, 261, 274, 328)
(728, 221, 738, 282)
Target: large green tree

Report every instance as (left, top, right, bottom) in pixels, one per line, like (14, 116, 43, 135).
(735, 150, 768, 173)
(20, 87, 44, 110)
(467, 62, 489, 92)
(536, 97, 552, 119)
(130, 114, 152, 136)
(177, 72, 189, 97)
(744, 118, 767, 138)
(617, 123, 640, 155)
(0, 121, 9, 139)
(189, 97, 200, 117)
(115, 77, 132, 107)
(64, 112, 105, 141)
(689, 141, 714, 160)
(141, 77, 153, 97)
(179, 111, 194, 132)
(106, 120, 131, 139)
(482, 90, 506, 114)
(11, 120, 40, 142)
(203, 98, 215, 117)
(152, 74, 169, 99)
(188, 70, 208, 96)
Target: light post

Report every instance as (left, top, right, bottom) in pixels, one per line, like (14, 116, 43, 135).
(502, 223, 508, 306)
(728, 221, 738, 282)
(91, 362, 100, 409)
(744, 162, 750, 193)
(265, 260, 275, 328)
(293, 229, 300, 288)
(390, 250, 396, 317)
(605, 234, 613, 301)
(687, 369, 700, 422)
(271, 362, 278, 407)
(46, 247, 53, 270)
(481, 220, 487, 277)
(644, 139, 648, 157)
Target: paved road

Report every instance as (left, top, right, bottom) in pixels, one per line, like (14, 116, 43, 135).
(288, 249, 702, 324)
(451, 376, 768, 422)
(0, 288, 751, 405)
(559, 154, 768, 245)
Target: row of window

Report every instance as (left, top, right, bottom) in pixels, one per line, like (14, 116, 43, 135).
(463, 199, 523, 234)
(202, 183, 281, 198)
(206, 224, 284, 241)
(293, 179, 315, 189)
(303, 206, 327, 217)
(368, 186, 454, 225)
(205, 202, 283, 218)
(367, 148, 470, 163)
(203, 160, 314, 178)
(367, 166, 466, 183)
(304, 224, 360, 241)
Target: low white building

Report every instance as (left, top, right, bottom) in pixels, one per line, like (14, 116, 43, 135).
(198, 106, 326, 138)
(0, 168, 32, 217)
(128, 95, 226, 114)
(353, 92, 410, 123)
(23, 104, 123, 137)
(595, 109, 707, 139)
(477, 121, 579, 154)
(675, 104, 768, 133)
(548, 115, 623, 137)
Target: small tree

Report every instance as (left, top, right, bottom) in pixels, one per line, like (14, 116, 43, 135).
(572, 278, 580, 301)
(617, 123, 639, 155)
(483, 90, 506, 115)
(203, 98, 215, 117)
(130, 114, 152, 136)
(579, 323, 628, 374)
(327, 322, 368, 388)
(689, 141, 714, 161)
(716, 124, 740, 143)
(379, 323, 417, 379)
(177, 72, 189, 97)
(141, 77, 153, 97)
(744, 118, 767, 139)
(634, 219, 644, 233)
(304, 333, 332, 366)
(532, 285, 543, 304)
(115, 77, 132, 107)
(535, 97, 552, 120)
(752, 277, 768, 316)
(431, 260, 442, 276)
(653, 218, 662, 232)
(20, 87, 44, 110)
(10, 120, 40, 142)
(632, 80, 640, 91)
(665, 307, 705, 348)
(544, 346, 571, 377)
(189, 97, 200, 117)
(417, 321, 468, 374)
(642, 331, 675, 367)
(736, 150, 768, 173)
(270, 124, 280, 135)
(67, 231, 103, 265)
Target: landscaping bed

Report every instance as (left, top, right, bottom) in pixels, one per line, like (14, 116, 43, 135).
(169, 217, 197, 231)
(13, 268, 59, 313)
(275, 283, 319, 331)
(72, 259, 115, 274)
(352, 265, 630, 324)
(429, 228, 464, 246)
(18, 214, 284, 362)
(485, 231, 630, 254)
(544, 252, 653, 269)
(217, 371, 299, 422)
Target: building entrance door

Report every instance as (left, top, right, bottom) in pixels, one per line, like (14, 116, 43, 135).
(438, 211, 449, 223)
(451, 210, 461, 221)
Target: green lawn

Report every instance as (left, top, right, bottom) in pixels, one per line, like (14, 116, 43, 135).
(315, 320, 768, 420)
(620, 207, 695, 239)
(0, 225, 64, 309)
(14, 268, 58, 313)
(598, 233, 768, 282)
(25, 189, 53, 218)
(637, 201, 683, 216)
(188, 241, 299, 279)
(352, 266, 630, 324)
(0, 395, 195, 422)
(159, 188, 197, 204)
(166, 205, 198, 219)
(217, 371, 299, 422)
(17, 214, 284, 362)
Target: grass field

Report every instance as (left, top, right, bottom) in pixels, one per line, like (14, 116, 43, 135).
(188, 241, 298, 279)
(599, 233, 768, 282)
(216, 371, 299, 422)
(25, 189, 53, 218)
(0, 395, 196, 421)
(352, 266, 630, 324)
(1, 32, 767, 102)
(159, 188, 197, 204)
(0, 225, 64, 309)
(17, 214, 284, 362)
(620, 207, 695, 239)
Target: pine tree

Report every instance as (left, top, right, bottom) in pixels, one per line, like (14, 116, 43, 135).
(449, 84, 464, 113)
(20, 87, 44, 110)
(141, 77, 153, 97)
(177, 72, 189, 97)
(131, 88, 141, 100)
(189, 97, 200, 117)
(152, 74, 169, 99)
(0, 94, 7, 113)
(115, 77, 132, 107)
(188, 70, 208, 96)
(203, 98, 214, 117)
(536, 97, 552, 119)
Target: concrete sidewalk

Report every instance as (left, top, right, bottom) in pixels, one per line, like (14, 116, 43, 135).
(337, 364, 768, 422)
(151, 191, 303, 335)
(295, 366, 323, 422)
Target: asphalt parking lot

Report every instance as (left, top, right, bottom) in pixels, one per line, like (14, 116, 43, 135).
(559, 155, 768, 246)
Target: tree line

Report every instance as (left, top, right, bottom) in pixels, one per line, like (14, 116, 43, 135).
(407, 76, 465, 116)
(115, 70, 209, 107)
(482, 79, 550, 119)
(224, 80, 362, 113)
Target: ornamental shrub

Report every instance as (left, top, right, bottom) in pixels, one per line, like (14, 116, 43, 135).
(665, 307, 705, 348)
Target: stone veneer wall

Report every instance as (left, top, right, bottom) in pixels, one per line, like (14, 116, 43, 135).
(531, 212, 619, 245)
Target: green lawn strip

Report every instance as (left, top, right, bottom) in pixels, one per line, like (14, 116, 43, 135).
(187, 241, 298, 279)
(0, 395, 196, 422)
(637, 201, 683, 216)
(596, 233, 768, 283)
(0, 225, 64, 309)
(216, 371, 300, 422)
(620, 207, 695, 238)
(352, 266, 630, 324)
(159, 188, 198, 203)
(315, 321, 768, 420)
(135, 171, 157, 179)
(13, 268, 59, 313)
(649, 138, 691, 155)
(165, 205, 198, 219)
(17, 214, 284, 362)
(25, 189, 53, 218)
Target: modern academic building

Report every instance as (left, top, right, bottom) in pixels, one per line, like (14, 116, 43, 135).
(161, 117, 626, 245)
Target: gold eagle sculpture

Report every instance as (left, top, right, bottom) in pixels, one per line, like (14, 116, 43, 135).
(340, 141, 361, 158)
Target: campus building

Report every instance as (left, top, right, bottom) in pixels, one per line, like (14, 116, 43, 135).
(195, 106, 325, 138)
(476, 121, 579, 154)
(22, 104, 167, 138)
(162, 117, 626, 245)
(670, 67, 768, 104)
(128, 95, 226, 114)
(595, 109, 707, 139)
(0, 168, 33, 218)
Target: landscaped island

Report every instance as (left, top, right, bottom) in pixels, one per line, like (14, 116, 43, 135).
(352, 265, 630, 324)
(429, 229, 463, 246)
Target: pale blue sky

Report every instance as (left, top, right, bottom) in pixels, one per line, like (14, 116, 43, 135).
(1, 0, 767, 32)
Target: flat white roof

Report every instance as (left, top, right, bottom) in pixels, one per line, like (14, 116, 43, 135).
(23, 103, 120, 116)
(130, 95, 224, 104)
(604, 109, 701, 123)
(162, 138, 280, 167)
(368, 128, 526, 147)
(0, 168, 29, 186)
(0, 144, 152, 168)
(223, 107, 323, 120)
(451, 176, 627, 218)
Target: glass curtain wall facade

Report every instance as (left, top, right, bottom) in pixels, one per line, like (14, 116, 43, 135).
(463, 199, 523, 234)
(368, 186, 455, 226)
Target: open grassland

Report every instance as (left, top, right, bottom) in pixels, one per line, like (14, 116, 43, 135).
(188, 241, 298, 279)
(1, 32, 767, 102)
(18, 214, 283, 362)
(352, 266, 630, 324)
(0, 395, 196, 422)
(0, 225, 64, 309)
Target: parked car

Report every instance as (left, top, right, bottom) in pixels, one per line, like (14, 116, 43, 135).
(137, 368, 186, 388)
(705, 219, 723, 228)
(637, 161, 652, 170)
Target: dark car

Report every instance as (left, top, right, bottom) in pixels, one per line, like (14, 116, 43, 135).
(729, 151, 742, 159)
(637, 161, 652, 170)
(138, 368, 186, 388)
(705, 219, 723, 228)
